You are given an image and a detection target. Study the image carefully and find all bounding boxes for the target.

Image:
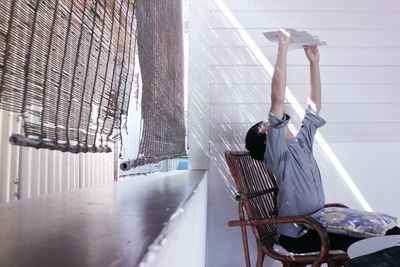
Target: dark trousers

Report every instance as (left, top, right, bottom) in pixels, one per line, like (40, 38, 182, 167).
(278, 226, 400, 253)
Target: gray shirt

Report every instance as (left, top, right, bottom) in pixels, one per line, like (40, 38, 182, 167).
(264, 109, 326, 238)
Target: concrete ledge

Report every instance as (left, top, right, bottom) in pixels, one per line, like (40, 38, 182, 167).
(140, 171, 208, 267)
(0, 170, 207, 267)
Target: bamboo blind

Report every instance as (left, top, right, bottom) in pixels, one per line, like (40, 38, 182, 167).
(120, 0, 186, 170)
(0, 0, 137, 153)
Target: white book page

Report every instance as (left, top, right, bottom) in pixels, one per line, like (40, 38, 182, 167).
(262, 31, 327, 49)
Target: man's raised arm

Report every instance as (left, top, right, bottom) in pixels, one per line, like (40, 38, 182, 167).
(304, 46, 321, 115)
(270, 29, 293, 119)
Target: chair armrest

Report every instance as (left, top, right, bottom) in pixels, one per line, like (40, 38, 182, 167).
(324, 203, 349, 208)
(228, 215, 325, 233)
(228, 215, 330, 265)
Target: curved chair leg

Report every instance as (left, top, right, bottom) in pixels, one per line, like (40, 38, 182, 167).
(255, 247, 265, 267)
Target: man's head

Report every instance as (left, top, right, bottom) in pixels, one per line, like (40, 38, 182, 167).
(245, 121, 267, 161)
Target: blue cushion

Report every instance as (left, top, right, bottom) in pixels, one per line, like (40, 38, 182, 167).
(310, 207, 398, 238)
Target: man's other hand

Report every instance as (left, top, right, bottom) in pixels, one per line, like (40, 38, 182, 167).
(304, 46, 320, 64)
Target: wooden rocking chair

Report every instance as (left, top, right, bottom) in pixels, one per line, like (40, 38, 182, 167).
(225, 150, 350, 267)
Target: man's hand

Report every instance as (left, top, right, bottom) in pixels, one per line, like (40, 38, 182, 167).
(305, 46, 321, 115)
(271, 29, 295, 119)
(277, 28, 295, 48)
(304, 46, 320, 64)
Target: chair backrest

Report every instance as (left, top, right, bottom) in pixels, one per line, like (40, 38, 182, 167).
(225, 150, 279, 245)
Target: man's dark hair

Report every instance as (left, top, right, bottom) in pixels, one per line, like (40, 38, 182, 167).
(245, 122, 267, 161)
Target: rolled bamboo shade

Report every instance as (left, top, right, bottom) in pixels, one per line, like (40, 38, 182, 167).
(120, 0, 186, 170)
(0, 0, 137, 153)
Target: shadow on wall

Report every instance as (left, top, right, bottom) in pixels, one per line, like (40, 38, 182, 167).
(209, 0, 377, 211)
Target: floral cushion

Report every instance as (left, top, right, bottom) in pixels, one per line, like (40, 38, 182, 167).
(309, 207, 398, 238)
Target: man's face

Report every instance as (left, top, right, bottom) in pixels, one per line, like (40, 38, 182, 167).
(257, 121, 268, 134)
(258, 122, 294, 140)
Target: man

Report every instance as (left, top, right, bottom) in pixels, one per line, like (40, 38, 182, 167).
(245, 29, 399, 253)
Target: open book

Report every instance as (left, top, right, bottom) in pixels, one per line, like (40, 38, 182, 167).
(262, 31, 326, 49)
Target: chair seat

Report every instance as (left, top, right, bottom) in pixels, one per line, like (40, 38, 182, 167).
(272, 244, 346, 256)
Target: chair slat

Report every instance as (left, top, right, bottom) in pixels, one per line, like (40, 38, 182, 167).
(226, 150, 279, 243)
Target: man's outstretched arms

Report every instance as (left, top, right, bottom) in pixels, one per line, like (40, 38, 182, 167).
(270, 29, 293, 119)
(304, 46, 321, 115)
(270, 31, 322, 118)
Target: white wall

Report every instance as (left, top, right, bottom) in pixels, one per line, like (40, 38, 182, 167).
(0, 109, 114, 203)
(188, 0, 210, 170)
(192, 0, 400, 266)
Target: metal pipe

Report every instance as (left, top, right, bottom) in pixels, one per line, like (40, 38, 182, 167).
(120, 152, 187, 171)
(9, 134, 112, 154)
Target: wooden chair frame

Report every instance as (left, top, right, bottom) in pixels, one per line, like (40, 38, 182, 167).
(225, 150, 350, 267)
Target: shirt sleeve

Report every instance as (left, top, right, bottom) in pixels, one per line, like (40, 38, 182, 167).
(296, 108, 326, 152)
(265, 112, 290, 170)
